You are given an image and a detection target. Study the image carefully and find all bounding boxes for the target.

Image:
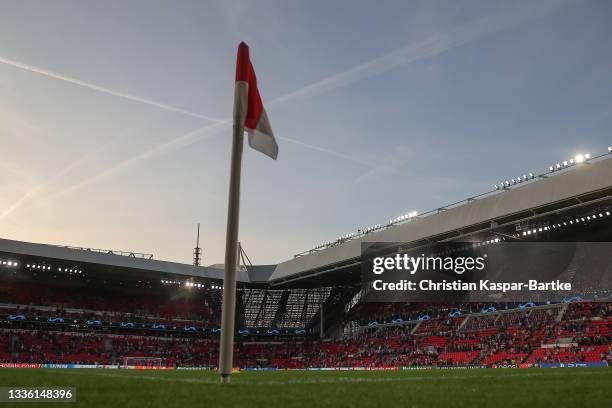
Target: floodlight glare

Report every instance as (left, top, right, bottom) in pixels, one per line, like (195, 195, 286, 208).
(575, 154, 585, 163)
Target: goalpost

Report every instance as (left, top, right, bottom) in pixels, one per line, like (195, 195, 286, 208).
(122, 356, 163, 368)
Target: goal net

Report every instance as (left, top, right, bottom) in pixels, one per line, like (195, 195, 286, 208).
(122, 356, 163, 368)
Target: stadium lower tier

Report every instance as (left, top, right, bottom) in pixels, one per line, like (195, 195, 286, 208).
(2, 302, 610, 368)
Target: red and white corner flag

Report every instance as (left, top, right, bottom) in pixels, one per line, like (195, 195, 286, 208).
(234, 42, 278, 160)
(220, 42, 278, 382)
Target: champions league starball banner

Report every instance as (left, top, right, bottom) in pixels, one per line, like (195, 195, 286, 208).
(360, 242, 612, 303)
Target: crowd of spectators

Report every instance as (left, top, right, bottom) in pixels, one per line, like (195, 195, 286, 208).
(2, 302, 609, 368)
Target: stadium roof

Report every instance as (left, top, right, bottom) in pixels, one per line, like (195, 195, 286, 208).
(268, 155, 612, 285)
(0, 238, 251, 282)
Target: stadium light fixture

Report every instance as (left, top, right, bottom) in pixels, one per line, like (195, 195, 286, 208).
(608, 146, 612, 153)
(575, 154, 584, 163)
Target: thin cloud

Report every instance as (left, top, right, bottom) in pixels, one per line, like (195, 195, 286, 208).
(269, 0, 573, 106)
(0, 121, 150, 221)
(0, 0, 571, 215)
(0, 56, 224, 123)
(104, 0, 570, 179)
(47, 121, 229, 201)
(277, 136, 371, 167)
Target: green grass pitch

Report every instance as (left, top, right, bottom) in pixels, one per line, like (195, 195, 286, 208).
(0, 367, 610, 407)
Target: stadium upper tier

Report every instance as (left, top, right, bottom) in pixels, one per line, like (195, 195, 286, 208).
(1, 155, 611, 287)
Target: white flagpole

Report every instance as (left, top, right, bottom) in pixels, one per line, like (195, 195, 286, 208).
(219, 82, 247, 383)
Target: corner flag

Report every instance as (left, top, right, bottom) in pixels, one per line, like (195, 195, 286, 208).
(219, 42, 277, 383)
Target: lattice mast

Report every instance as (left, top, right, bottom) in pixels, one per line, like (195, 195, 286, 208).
(193, 223, 202, 266)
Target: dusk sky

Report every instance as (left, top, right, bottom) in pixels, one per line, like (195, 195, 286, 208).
(1, 0, 611, 265)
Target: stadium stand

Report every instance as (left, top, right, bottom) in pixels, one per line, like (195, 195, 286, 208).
(1, 301, 609, 368)
(1, 156, 611, 368)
